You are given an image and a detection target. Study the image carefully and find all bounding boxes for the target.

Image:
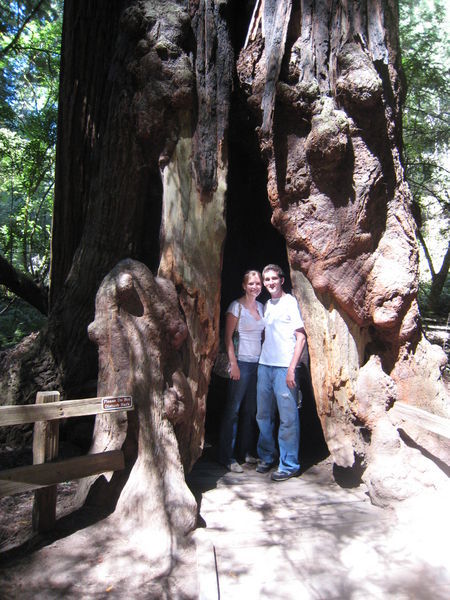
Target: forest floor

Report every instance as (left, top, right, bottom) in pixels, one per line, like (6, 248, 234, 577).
(0, 445, 79, 554)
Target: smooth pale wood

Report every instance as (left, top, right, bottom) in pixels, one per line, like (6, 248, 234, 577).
(244, 0, 263, 48)
(32, 391, 60, 463)
(0, 396, 134, 427)
(32, 391, 60, 532)
(391, 402, 450, 439)
(0, 450, 125, 498)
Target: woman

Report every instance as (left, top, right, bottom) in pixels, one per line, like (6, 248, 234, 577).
(219, 270, 265, 472)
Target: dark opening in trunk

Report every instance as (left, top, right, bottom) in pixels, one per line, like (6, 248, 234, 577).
(205, 71, 328, 470)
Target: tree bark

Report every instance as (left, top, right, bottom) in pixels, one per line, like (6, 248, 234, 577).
(45, 0, 230, 590)
(49, 0, 190, 390)
(72, 259, 198, 591)
(3, 0, 447, 588)
(47, 0, 449, 507)
(237, 0, 449, 505)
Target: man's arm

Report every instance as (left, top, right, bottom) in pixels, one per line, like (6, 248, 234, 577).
(286, 329, 306, 388)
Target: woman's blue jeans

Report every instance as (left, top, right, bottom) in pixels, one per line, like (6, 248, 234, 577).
(256, 364, 301, 473)
(218, 360, 258, 465)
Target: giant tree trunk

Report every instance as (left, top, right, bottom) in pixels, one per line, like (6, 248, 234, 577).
(237, 0, 448, 505)
(34, 0, 449, 589)
(45, 0, 230, 590)
(50, 0, 230, 451)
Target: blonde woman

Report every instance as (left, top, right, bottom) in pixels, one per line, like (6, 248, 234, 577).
(219, 270, 265, 472)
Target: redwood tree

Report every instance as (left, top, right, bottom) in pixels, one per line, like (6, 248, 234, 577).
(51, 0, 449, 517)
(5, 0, 448, 593)
(235, 0, 448, 506)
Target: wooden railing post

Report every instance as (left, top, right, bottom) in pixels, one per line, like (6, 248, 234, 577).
(32, 391, 60, 533)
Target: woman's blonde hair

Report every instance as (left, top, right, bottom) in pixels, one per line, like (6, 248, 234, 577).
(242, 270, 262, 285)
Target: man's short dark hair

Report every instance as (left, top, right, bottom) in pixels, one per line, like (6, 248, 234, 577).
(262, 264, 285, 279)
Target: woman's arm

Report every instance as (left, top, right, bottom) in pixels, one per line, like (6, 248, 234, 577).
(225, 310, 240, 380)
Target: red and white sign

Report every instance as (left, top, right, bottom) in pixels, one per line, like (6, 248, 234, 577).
(102, 396, 133, 412)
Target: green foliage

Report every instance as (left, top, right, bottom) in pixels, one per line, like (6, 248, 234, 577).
(400, 0, 449, 206)
(0, 1, 62, 346)
(418, 277, 450, 318)
(399, 0, 450, 315)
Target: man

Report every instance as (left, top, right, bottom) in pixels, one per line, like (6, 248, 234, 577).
(256, 264, 306, 481)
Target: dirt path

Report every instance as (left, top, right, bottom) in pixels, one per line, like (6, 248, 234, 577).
(2, 450, 449, 600)
(188, 455, 450, 600)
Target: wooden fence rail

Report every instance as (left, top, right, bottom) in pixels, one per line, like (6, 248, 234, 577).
(1, 451, 124, 497)
(390, 401, 450, 439)
(0, 395, 133, 426)
(0, 391, 133, 532)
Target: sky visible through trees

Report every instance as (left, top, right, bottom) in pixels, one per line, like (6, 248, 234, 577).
(0, 0, 448, 347)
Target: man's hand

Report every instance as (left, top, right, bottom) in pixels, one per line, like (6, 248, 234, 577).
(286, 329, 305, 388)
(286, 366, 296, 389)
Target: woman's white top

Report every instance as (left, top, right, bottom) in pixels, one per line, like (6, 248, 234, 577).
(227, 300, 265, 363)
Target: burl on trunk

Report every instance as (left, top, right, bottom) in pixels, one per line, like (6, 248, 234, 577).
(74, 259, 198, 589)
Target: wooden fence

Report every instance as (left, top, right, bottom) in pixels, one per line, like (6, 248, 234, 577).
(1, 392, 448, 533)
(0, 391, 133, 532)
(390, 401, 450, 439)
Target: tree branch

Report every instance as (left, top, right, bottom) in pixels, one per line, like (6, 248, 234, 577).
(0, 0, 47, 58)
(407, 162, 450, 176)
(416, 228, 436, 278)
(428, 241, 450, 311)
(9, 44, 60, 57)
(0, 295, 16, 316)
(405, 106, 449, 125)
(0, 253, 48, 315)
(408, 179, 449, 206)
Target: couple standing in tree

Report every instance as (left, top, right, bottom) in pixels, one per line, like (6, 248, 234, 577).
(218, 264, 306, 482)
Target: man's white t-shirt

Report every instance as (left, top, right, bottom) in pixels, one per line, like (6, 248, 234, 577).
(259, 293, 304, 367)
(227, 300, 265, 363)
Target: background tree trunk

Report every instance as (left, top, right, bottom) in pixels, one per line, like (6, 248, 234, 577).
(49, 0, 195, 395)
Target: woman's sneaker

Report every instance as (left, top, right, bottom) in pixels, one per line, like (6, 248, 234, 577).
(228, 461, 244, 473)
(245, 454, 258, 465)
